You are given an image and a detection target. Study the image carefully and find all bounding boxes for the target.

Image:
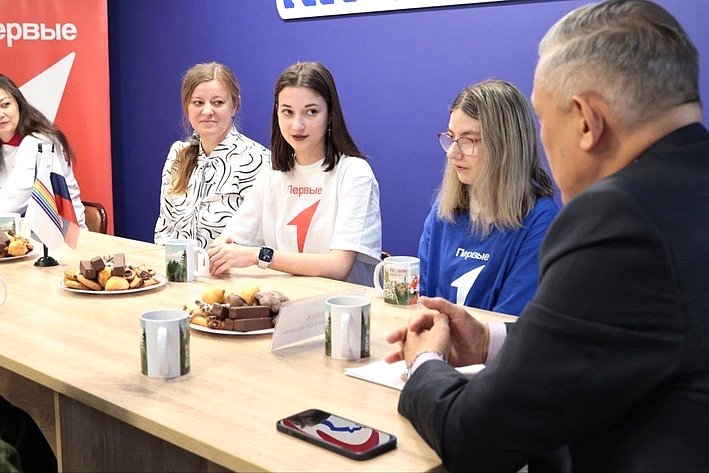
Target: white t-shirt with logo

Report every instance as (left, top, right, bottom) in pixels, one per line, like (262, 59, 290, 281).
(224, 155, 382, 286)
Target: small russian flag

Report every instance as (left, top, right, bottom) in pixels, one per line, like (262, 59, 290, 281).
(25, 142, 79, 250)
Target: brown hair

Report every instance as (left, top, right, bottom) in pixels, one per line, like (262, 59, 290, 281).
(437, 79, 554, 237)
(270, 62, 364, 172)
(170, 62, 241, 194)
(0, 74, 75, 173)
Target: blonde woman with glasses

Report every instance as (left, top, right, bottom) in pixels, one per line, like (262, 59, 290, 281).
(419, 79, 558, 315)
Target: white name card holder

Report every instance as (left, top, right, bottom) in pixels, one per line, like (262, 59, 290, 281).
(269, 288, 366, 352)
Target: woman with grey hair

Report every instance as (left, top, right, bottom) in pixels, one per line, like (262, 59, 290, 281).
(418, 79, 557, 315)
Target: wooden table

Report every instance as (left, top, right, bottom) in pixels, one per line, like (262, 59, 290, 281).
(0, 232, 514, 472)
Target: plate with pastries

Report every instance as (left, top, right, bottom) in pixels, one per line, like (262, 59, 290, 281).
(0, 231, 36, 262)
(185, 283, 289, 335)
(60, 253, 166, 294)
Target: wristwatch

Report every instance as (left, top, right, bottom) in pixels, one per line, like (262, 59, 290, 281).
(257, 246, 274, 269)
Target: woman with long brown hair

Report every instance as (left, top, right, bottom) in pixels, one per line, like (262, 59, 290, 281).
(208, 62, 381, 286)
(0, 74, 86, 227)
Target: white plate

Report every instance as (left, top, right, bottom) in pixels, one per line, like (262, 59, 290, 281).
(60, 274, 167, 294)
(190, 323, 274, 336)
(0, 248, 39, 262)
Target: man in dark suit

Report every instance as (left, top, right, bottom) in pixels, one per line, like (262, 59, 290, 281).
(386, 1, 709, 471)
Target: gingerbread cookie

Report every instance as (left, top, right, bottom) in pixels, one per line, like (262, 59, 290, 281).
(64, 279, 90, 290)
(76, 275, 103, 291)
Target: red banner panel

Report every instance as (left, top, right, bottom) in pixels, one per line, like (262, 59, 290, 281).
(0, 0, 113, 233)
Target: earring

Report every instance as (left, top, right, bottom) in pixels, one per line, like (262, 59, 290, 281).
(327, 127, 332, 137)
(189, 131, 200, 146)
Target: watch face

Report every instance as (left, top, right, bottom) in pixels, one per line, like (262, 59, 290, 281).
(259, 246, 274, 263)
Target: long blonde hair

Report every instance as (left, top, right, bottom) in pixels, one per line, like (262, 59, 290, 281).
(170, 62, 241, 194)
(436, 79, 553, 237)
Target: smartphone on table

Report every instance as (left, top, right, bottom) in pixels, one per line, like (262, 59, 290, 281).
(276, 408, 397, 460)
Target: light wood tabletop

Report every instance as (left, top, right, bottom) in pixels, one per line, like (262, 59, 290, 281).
(0, 231, 515, 472)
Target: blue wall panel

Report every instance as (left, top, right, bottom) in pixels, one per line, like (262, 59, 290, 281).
(108, 0, 709, 256)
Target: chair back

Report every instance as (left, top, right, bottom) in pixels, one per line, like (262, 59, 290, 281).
(82, 201, 108, 234)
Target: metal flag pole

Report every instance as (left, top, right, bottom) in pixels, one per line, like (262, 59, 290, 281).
(30, 142, 59, 267)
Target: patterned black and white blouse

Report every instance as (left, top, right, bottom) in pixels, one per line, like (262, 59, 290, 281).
(154, 126, 270, 248)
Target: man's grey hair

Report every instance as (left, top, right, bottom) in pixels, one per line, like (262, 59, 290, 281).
(537, 0, 700, 126)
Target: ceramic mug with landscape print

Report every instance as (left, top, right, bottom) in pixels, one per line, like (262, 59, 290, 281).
(140, 309, 190, 378)
(165, 239, 209, 282)
(325, 296, 371, 361)
(372, 256, 420, 305)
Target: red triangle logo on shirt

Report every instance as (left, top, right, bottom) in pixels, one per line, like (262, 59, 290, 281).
(287, 200, 320, 253)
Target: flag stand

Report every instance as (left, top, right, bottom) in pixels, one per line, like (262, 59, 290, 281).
(34, 244, 58, 267)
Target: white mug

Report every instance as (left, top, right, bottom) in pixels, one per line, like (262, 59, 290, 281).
(373, 256, 420, 305)
(325, 296, 370, 360)
(0, 212, 21, 236)
(165, 239, 209, 282)
(0, 276, 6, 306)
(140, 309, 190, 378)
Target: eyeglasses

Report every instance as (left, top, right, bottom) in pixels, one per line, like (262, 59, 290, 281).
(437, 132, 482, 156)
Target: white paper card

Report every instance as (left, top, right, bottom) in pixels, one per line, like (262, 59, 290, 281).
(344, 360, 485, 391)
(345, 360, 408, 390)
(270, 288, 366, 351)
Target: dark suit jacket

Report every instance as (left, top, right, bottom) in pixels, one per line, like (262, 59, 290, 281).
(399, 123, 709, 472)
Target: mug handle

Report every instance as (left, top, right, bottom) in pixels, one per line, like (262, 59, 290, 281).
(0, 277, 6, 306)
(157, 326, 168, 377)
(193, 247, 210, 278)
(372, 261, 385, 293)
(340, 312, 353, 359)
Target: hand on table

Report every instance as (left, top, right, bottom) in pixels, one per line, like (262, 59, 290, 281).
(385, 296, 490, 367)
(207, 237, 257, 276)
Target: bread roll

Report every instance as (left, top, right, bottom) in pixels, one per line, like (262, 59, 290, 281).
(105, 276, 130, 291)
(202, 287, 225, 304)
(7, 240, 27, 256)
(97, 267, 112, 288)
(238, 283, 260, 305)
